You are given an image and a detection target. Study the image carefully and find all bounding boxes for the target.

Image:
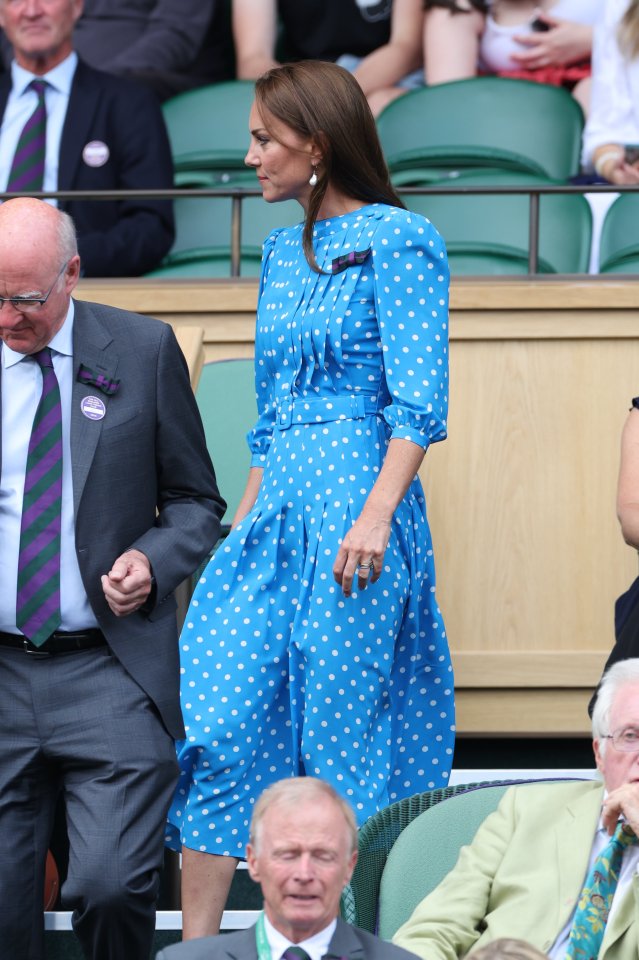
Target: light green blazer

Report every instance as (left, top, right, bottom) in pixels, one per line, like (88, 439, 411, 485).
(392, 780, 639, 960)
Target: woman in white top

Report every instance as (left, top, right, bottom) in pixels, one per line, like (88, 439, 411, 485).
(582, 0, 639, 184)
(424, 0, 599, 114)
(358, 0, 599, 118)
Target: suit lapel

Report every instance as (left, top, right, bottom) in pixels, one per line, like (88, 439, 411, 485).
(555, 784, 604, 932)
(223, 926, 260, 960)
(58, 60, 99, 192)
(325, 917, 365, 960)
(70, 299, 119, 513)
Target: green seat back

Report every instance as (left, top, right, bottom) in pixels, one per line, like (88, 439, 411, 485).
(377, 77, 584, 181)
(378, 784, 511, 939)
(341, 781, 519, 933)
(195, 359, 256, 529)
(164, 195, 302, 267)
(145, 252, 263, 278)
(402, 172, 592, 274)
(162, 81, 256, 184)
(599, 193, 639, 273)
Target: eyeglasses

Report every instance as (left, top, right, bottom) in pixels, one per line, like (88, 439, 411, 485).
(602, 725, 639, 753)
(0, 260, 69, 313)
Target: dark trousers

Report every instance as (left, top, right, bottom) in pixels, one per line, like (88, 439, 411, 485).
(0, 645, 178, 960)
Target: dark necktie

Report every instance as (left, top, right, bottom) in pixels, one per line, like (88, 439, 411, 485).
(282, 948, 312, 960)
(16, 348, 63, 647)
(7, 79, 47, 192)
(565, 820, 638, 960)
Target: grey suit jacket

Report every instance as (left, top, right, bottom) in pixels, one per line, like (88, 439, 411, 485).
(0, 298, 224, 739)
(155, 917, 421, 960)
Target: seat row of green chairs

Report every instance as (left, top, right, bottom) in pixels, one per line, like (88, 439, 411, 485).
(152, 76, 633, 277)
(161, 76, 582, 187)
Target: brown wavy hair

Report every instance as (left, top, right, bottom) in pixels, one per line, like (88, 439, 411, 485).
(254, 59, 404, 273)
(619, 0, 639, 59)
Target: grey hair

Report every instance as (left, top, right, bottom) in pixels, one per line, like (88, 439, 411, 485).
(591, 659, 639, 749)
(56, 208, 78, 264)
(248, 777, 358, 855)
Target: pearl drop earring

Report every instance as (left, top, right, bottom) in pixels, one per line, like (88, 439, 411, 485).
(309, 165, 318, 187)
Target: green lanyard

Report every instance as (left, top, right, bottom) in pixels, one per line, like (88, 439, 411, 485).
(256, 911, 272, 960)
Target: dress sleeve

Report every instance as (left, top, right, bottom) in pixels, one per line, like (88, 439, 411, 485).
(247, 230, 280, 466)
(370, 208, 450, 451)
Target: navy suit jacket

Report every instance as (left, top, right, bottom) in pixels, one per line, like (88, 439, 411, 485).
(155, 918, 421, 960)
(0, 59, 175, 277)
(0, 300, 225, 738)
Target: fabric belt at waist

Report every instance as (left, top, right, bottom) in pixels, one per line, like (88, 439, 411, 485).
(0, 629, 107, 657)
(275, 394, 382, 430)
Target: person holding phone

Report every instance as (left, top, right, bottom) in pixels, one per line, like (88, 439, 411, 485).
(423, 0, 598, 114)
(583, 0, 639, 185)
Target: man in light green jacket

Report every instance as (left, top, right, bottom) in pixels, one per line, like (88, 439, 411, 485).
(393, 658, 639, 960)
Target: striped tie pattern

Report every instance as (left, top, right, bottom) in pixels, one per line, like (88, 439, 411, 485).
(282, 948, 312, 960)
(7, 79, 47, 193)
(565, 820, 638, 960)
(16, 348, 62, 647)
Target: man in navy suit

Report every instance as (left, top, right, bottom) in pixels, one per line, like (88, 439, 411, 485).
(0, 197, 224, 959)
(0, 0, 175, 277)
(156, 778, 419, 960)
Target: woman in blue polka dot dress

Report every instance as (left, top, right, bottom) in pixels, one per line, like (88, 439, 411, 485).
(166, 59, 455, 937)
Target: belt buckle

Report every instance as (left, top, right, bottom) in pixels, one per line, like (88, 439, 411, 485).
(23, 639, 52, 658)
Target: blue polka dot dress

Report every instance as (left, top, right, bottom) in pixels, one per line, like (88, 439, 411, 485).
(166, 202, 455, 857)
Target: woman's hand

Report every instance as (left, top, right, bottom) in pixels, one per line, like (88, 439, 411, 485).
(511, 17, 592, 69)
(333, 512, 392, 597)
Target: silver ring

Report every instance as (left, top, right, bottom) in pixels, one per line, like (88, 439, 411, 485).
(358, 560, 374, 571)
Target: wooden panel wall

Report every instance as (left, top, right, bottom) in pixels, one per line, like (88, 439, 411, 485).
(77, 277, 639, 736)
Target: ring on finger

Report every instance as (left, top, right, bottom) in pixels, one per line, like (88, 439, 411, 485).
(358, 559, 375, 571)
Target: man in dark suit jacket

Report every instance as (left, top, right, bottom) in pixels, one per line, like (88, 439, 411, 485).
(156, 778, 419, 960)
(0, 197, 224, 960)
(0, 0, 175, 277)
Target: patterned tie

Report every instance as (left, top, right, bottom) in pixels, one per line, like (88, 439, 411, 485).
(565, 820, 638, 960)
(282, 948, 312, 960)
(6, 79, 47, 192)
(16, 348, 63, 647)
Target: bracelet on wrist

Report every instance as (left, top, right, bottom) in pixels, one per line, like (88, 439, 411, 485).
(594, 149, 624, 179)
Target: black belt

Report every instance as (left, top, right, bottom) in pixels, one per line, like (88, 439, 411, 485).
(0, 629, 107, 657)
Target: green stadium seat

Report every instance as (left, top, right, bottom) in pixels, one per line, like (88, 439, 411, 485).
(402, 172, 592, 275)
(162, 81, 256, 187)
(598, 193, 639, 273)
(377, 77, 584, 184)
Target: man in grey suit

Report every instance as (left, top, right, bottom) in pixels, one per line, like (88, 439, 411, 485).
(0, 197, 224, 960)
(156, 777, 419, 960)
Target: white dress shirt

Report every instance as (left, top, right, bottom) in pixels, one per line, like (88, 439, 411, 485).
(0, 51, 78, 195)
(0, 303, 98, 633)
(263, 913, 337, 960)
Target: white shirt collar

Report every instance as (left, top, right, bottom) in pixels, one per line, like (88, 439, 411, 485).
(10, 50, 78, 97)
(1, 299, 74, 369)
(263, 913, 338, 960)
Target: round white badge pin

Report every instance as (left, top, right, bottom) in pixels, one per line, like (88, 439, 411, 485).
(81, 396, 106, 421)
(82, 140, 110, 168)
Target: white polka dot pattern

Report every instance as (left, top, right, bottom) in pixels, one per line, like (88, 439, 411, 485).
(165, 203, 455, 857)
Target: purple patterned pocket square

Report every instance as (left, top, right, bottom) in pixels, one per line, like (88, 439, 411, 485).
(77, 363, 120, 396)
(330, 247, 371, 274)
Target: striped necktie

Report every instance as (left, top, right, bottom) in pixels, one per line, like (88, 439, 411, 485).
(282, 948, 312, 960)
(565, 820, 638, 960)
(16, 347, 63, 647)
(7, 79, 47, 193)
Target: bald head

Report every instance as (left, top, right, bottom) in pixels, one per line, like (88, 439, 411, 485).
(0, 197, 77, 266)
(0, 199, 80, 355)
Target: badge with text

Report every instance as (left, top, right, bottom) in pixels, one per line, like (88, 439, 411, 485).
(81, 395, 106, 421)
(82, 140, 110, 168)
